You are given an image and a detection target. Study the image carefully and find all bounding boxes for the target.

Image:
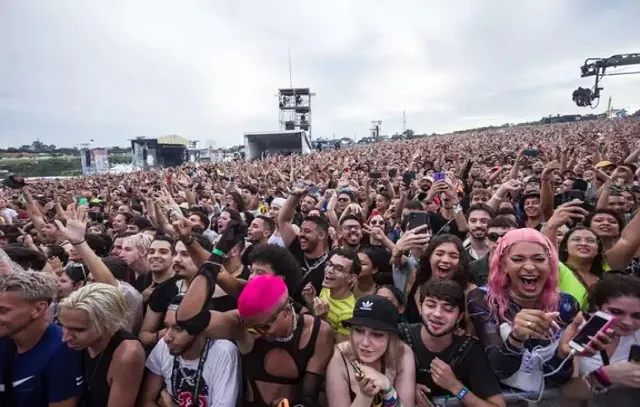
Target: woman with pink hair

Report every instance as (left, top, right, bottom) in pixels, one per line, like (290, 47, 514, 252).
(467, 228, 580, 392)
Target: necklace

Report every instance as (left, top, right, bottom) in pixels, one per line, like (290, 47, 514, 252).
(269, 311, 299, 343)
(302, 251, 328, 275)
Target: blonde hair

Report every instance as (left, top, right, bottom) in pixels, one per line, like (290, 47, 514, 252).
(0, 271, 57, 302)
(59, 283, 128, 336)
(123, 233, 153, 254)
(339, 331, 404, 375)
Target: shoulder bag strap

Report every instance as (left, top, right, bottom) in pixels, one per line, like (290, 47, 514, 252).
(448, 336, 475, 371)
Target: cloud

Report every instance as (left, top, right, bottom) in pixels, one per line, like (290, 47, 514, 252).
(0, 0, 638, 148)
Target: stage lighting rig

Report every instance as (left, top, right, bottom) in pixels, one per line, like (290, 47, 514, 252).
(573, 53, 640, 107)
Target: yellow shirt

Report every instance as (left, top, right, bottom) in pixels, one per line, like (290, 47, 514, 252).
(319, 288, 356, 337)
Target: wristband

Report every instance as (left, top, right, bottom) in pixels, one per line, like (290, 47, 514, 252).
(71, 239, 86, 246)
(593, 367, 612, 386)
(212, 248, 226, 258)
(455, 386, 469, 401)
(508, 332, 525, 343)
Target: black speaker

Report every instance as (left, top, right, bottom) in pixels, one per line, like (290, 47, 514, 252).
(85, 150, 91, 166)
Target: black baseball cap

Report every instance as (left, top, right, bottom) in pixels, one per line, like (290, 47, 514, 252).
(343, 295, 399, 334)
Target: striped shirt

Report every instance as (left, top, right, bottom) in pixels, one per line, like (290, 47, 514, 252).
(319, 288, 356, 337)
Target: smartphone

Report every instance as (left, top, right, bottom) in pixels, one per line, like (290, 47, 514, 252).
(347, 358, 364, 380)
(629, 345, 640, 362)
(308, 186, 321, 196)
(523, 149, 540, 157)
(293, 181, 306, 189)
(569, 311, 615, 354)
(369, 171, 382, 179)
(402, 171, 416, 187)
(563, 190, 585, 203)
(77, 197, 89, 206)
(406, 211, 431, 234)
(433, 172, 446, 182)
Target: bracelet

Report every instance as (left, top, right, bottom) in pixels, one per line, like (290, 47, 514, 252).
(211, 248, 226, 258)
(508, 332, 525, 343)
(71, 239, 85, 246)
(183, 236, 195, 246)
(592, 367, 612, 386)
(455, 386, 469, 401)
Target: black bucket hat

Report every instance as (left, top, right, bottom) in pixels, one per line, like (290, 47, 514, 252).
(343, 295, 399, 334)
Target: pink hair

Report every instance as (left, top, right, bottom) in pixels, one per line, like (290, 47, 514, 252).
(486, 228, 559, 322)
(238, 274, 287, 317)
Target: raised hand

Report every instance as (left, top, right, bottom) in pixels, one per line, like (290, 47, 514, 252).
(54, 203, 89, 244)
(546, 201, 588, 230)
(301, 282, 317, 306)
(172, 218, 195, 242)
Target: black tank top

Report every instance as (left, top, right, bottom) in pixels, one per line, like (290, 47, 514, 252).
(242, 315, 322, 407)
(82, 329, 136, 407)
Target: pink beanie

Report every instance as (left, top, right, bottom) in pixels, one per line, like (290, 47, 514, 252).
(238, 274, 287, 317)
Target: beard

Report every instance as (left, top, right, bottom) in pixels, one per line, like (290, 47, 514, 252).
(422, 320, 457, 338)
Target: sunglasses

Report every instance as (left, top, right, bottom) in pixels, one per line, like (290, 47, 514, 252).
(487, 232, 505, 242)
(241, 301, 291, 335)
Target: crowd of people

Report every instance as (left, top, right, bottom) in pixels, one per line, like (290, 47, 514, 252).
(1, 116, 640, 407)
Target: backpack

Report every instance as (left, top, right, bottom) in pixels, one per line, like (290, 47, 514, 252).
(399, 323, 474, 377)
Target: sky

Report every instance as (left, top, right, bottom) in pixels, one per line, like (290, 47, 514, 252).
(0, 1, 639, 149)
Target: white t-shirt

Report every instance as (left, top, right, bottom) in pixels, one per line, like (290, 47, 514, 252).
(146, 338, 241, 407)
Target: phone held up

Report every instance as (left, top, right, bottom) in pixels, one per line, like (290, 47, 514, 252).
(523, 149, 540, 157)
(402, 171, 416, 187)
(406, 211, 431, 234)
(369, 169, 382, 180)
(569, 311, 615, 354)
(433, 172, 446, 182)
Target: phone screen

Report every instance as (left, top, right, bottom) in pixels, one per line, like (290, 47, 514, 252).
(433, 172, 446, 182)
(524, 149, 540, 157)
(629, 345, 640, 362)
(370, 171, 381, 179)
(308, 186, 320, 196)
(571, 313, 610, 348)
(78, 198, 88, 205)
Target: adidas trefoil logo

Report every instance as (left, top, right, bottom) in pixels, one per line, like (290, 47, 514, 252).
(360, 301, 373, 311)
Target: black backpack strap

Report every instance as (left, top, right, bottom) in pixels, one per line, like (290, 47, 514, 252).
(2, 341, 17, 407)
(399, 323, 428, 372)
(448, 336, 474, 370)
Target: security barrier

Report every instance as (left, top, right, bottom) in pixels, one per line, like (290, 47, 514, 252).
(433, 388, 566, 406)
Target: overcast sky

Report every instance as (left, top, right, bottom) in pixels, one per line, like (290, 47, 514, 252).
(1, 1, 639, 149)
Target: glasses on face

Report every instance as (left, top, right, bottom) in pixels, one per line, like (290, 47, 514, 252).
(325, 261, 350, 274)
(342, 224, 361, 231)
(370, 220, 385, 226)
(569, 236, 598, 245)
(487, 232, 505, 242)
(241, 302, 290, 335)
(338, 197, 350, 203)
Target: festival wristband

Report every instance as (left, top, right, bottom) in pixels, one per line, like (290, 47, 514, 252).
(455, 386, 469, 401)
(212, 248, 226, 258)
(593, 367, 612, 386)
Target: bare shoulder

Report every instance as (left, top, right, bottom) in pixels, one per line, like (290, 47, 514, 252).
(399, 341, 413, 356)
(115, 339, 145, 365)
(315, 317, 334, 344)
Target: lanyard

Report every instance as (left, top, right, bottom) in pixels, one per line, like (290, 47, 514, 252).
(171, 340, 211, 403)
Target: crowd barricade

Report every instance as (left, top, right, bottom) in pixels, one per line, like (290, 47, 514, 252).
(433, 388, 568, 406)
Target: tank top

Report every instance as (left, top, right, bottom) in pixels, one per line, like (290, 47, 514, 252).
(241, 315, 322, 407)
(81, 330, 136, 407)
